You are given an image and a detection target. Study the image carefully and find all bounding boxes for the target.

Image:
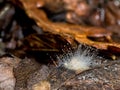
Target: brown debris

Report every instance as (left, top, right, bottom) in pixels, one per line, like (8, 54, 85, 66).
(59, 60, 120, 90)
(16, 0, 120, 53)
(14, 57, 41, 90)
(0, 55, 20, 90)
(0, 0, 120, 90)
(18, 33, 76, 52)
(32, 80, 51, 90)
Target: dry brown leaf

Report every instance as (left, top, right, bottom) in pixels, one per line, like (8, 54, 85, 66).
(17, 0, 120, 53)
(18, 33, 76, 52)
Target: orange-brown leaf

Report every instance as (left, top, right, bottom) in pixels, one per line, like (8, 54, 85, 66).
(17, 0, 120, 53)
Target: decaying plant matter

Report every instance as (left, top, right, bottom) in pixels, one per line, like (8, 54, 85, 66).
(0, 55, 20, 90)
(15, 0, 120, 55)
(0, 0, 120, 90)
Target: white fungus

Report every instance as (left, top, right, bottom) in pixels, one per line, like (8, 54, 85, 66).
(57, 45, 97, 72)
